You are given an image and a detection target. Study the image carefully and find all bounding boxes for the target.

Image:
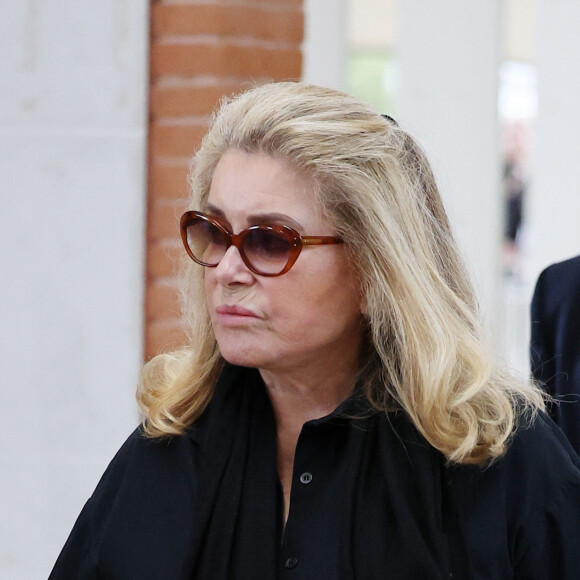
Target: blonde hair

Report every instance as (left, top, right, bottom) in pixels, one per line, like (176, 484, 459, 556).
(138, 81, 544, 464)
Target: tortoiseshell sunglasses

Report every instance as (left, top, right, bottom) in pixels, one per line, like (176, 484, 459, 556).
(180, 211, 343, 277)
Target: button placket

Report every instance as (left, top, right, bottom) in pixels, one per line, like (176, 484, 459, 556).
(280, 423, 334, 575)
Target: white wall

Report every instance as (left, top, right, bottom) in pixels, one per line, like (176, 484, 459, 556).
(397, 0, 503, 332)
(526, 0, 580, 284)
(302, 0, 347, 90)
(305, 0, 503, 335)
(0, 1, 149, 578)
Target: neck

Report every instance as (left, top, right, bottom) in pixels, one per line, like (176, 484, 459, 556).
(259, 361, 358, 428)
(259, 364, 359, 527)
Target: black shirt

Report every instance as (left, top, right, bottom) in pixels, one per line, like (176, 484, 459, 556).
(50, 365, 580, 579)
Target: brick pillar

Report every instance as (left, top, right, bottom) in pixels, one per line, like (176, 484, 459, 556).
(145, 0, 304, 359)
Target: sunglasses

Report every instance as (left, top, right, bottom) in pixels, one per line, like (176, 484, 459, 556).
(180, 211, 344, 276)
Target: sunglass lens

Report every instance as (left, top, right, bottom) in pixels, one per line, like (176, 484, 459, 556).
(187, 219, 228, 265)
(243, 229, 292, 274)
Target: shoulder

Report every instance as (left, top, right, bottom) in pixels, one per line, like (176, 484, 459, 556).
(501, 413, 580, 488)
(536, 254, 580, 293)
(104, 425, 198, 473)
(450, 412, 580, 523)
(532, 255, 580, 322)
(460, 412, 580, 522)
(79, 426, 200, 521)
(50, 427, 201, 578)
(499, 415, 580, 573)
(542, 254, 580, 276)
(448, 413, 580, 576)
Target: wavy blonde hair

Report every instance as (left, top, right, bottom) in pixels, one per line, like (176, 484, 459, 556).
(138, 81, 544, 464)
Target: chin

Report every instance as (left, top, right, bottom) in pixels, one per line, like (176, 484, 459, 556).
(218, 343, 279, 371)
(218, 342, 263, 369)
(214, 328, 267, 367)
(220, 352, 255, 368)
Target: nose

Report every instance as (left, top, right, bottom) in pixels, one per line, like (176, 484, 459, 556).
(213, 244, 254, 285)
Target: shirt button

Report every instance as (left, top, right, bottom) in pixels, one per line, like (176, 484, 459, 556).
(299, 472, 313, 484)
(285, 557, 298, 569)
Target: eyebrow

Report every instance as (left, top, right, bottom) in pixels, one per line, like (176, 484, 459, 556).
(204, 203, 304, 232)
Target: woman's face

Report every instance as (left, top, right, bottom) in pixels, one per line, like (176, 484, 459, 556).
(203, 149, 365, 376)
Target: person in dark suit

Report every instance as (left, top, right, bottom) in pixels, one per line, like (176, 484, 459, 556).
(531, 255, 580, 454)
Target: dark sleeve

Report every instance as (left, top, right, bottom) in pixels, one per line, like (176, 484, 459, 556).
(530, 267, 557, 398)
(48, 429, 143, 579)
(49, 427, 200, 579)
(512, 415, 580, 579)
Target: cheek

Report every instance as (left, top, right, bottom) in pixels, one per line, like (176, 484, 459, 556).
(270, 268, 361, 332)
(203, 273, 216, 305)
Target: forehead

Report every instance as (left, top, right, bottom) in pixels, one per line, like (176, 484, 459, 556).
(206, 150, 325, 225)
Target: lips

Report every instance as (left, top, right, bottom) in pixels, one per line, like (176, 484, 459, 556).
(215, 304, 260, 318)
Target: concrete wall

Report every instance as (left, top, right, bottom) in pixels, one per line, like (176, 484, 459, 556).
(0, 1, 149, 577)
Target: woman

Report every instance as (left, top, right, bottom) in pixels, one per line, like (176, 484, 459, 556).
(50, 82, 580, 579)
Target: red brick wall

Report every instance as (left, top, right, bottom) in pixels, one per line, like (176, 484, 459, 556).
(145, 0, 304, 359)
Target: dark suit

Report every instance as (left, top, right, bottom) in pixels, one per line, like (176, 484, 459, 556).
(531, 255, 580, 454)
